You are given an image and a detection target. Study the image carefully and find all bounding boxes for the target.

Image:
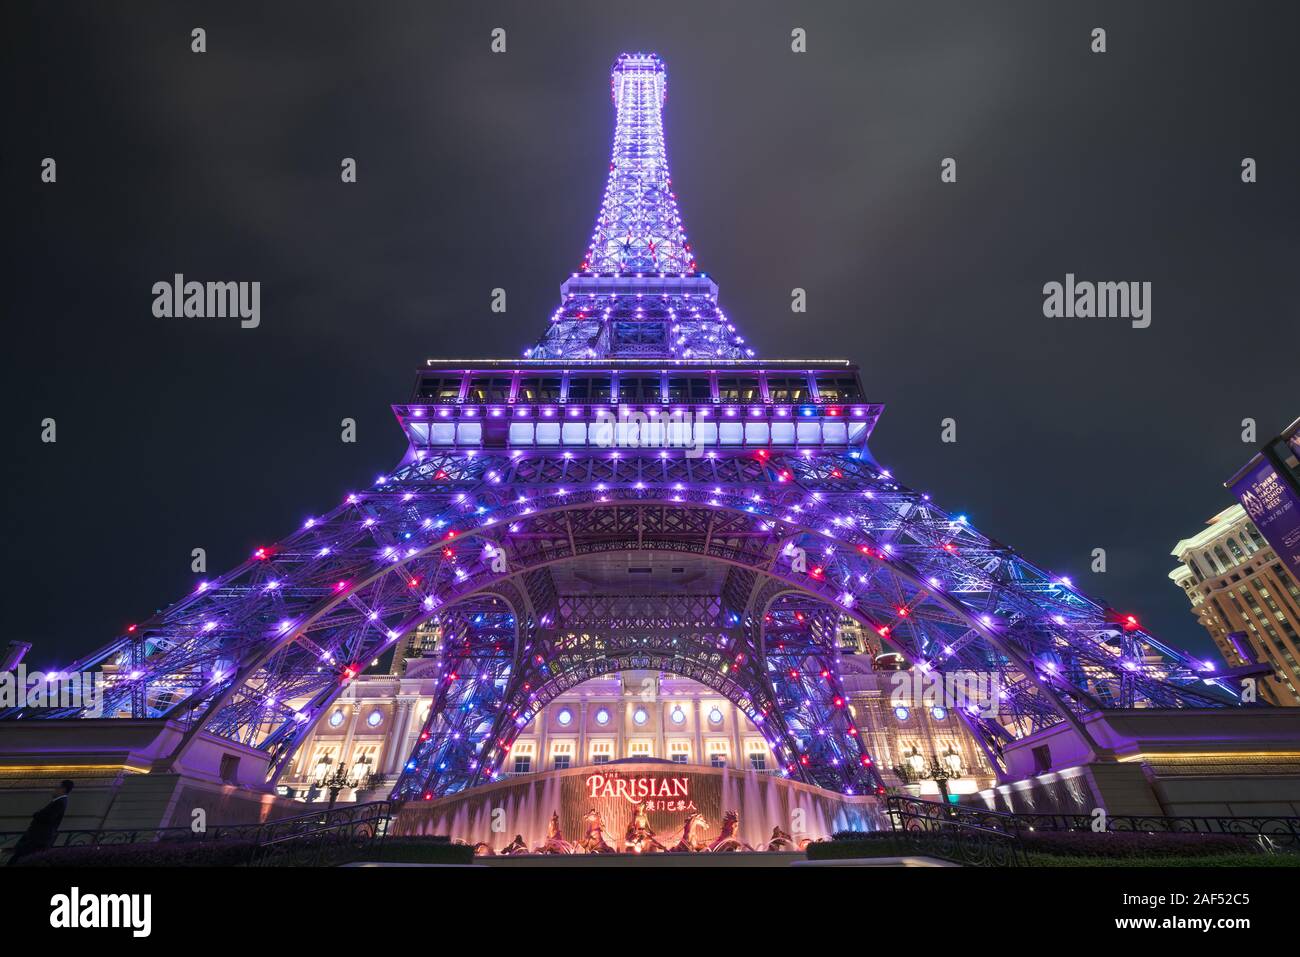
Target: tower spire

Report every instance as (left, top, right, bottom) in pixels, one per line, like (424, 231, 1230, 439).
(527, 53, 753, 361)
(582, 52, 693, 276)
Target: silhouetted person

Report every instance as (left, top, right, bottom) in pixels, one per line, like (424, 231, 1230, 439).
(7, 780, 74, 865)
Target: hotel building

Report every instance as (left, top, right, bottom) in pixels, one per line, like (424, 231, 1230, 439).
(279, 620, 997, 804)
(1169, 504, 1300, 706)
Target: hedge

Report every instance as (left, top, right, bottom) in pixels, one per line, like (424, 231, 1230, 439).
(13, 839, 261, 868)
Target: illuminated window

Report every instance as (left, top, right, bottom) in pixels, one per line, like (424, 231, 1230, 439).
(328, 709, 345, 728)
(670, 705, 686, 724)
(366, 709, 384, 728)
(708, 741, 728, 769)
(517, 377, 561, 402)
(594, 708, 611, 726)
(511, 742, 535, 774)
(590, 741, 613, 765)
(557, 708, 573, 726)
(669, 742, 690, 764)
(628, 740, 653, 759)
(764, 376, 807, 403)
(551, 742, 573, 770)
(708, 706, 724, 725)
(467, 377, 512, 403)
(748, 753, 767, 771)
(632, 707, 649, 725)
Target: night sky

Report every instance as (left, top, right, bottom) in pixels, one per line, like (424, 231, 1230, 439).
(6, 1, 1298, 668)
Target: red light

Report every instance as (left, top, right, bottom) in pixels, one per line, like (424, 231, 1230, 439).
(830, 468, 843, 478)
(423, 792, 432, 801)
(408, 577, 420, 588)
(126, 624, 137, 633)
(833, 696, 844, 707)
(434, 469, 448, 480)
(442, 548, 455, 559)
(878, 626, 890, 636)
(1124, 614, 1140, 631)
(253, 547, 270, 560)
(858, 544, 872, 556)
(897, 607, 908, 617)
(943, 543, 957, 552)
(420, 731, 430, 741)
(756, 450, 768, 459)
(800, 755, 810, 766)
(810, 566, 824, 579)
(334, 581, 347, 592)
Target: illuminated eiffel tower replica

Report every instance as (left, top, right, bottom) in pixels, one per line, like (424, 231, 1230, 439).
(7, 53, 1236, 801)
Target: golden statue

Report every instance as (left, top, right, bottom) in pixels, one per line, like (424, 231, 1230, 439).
(535, 811, 575, 854)
(623, 799, 666, 853)
(578, 807, 615, 854)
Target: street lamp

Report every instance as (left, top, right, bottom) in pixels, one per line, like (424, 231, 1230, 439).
(314, 753, 374, 809)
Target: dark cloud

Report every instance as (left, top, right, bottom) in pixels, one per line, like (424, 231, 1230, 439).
(5, 0, 1298, 665)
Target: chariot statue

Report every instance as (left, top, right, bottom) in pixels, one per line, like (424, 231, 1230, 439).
(535, 811, 575, 854)
(500, 833, 530, 856)
(707, 810, 754, 852)
(765, 825, 796, 851)
(668, 811, 711, 852)
(578, 807, 616, 854)
(623, 799, 666, 853)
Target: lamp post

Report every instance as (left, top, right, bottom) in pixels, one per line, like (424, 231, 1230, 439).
(895, 746, 963, 814)
(314, 754, 374, 810)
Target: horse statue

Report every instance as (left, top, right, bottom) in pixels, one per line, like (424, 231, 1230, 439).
(500, 833, 530, 856)
(577, 807, 616, 854)
(623, 799, 667, 853)
(668, 812, 711, 852)
(765, 825, 796, 851)
(534, 811, 576, 854)
(708, 810, 754, 852)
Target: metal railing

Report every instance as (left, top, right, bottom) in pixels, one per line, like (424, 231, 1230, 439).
(1, 800, 392, 866)
(885, 795, 1028, 866)
(887, 795, 1300, 853)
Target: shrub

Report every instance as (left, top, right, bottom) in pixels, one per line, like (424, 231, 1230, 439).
(807, 833, 910, 860)
(14, 839, 261, 868)
(362, 837, 474, 865)
(1020, 830, 1261, 860)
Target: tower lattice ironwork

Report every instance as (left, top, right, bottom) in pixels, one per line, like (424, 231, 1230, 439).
(4, 53, 1240, 802)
